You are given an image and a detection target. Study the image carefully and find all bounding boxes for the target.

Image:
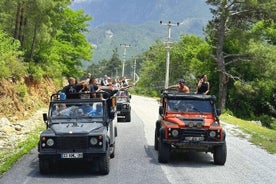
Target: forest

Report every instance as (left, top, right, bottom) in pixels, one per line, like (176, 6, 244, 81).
(0, 0, 276, 129)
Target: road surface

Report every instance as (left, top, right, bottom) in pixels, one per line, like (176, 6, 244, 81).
(0, 95, 276, 184)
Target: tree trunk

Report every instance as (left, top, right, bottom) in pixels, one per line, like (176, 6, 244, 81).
(216, 0, 229, 111)
(18, 4, 25, 45)
(14, 2, 22, 39)
(29, 22, 38, 61)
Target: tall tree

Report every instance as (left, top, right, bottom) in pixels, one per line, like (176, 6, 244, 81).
(205, 0, 275, 111)
(41, 7, 93, 77)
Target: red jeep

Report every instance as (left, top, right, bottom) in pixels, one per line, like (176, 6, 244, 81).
(154, 91, 227, 165)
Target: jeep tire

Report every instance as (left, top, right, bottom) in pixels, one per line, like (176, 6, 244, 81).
(110, 144, 115, 158)
(125, 112, 131, 122)
(154, 128, 159, 150)
(39, 159, 51, 174)
(158, 141, 170, 163)
(213, 142, 227, 165)
(154, 121, 161, 151)
(158, 129, 170, 163)
(98, 148, 110, 174)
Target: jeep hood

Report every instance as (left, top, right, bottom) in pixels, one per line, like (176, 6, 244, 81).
(165, 114, 217, 127)
(49, 123, 105, 135)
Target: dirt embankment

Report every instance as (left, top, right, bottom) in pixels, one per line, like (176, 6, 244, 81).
(0, 77, 58, 151)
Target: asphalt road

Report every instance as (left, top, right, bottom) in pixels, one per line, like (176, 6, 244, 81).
(1, 95, 276, 184)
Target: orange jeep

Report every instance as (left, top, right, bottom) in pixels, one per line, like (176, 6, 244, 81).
(154, 91, 227, 165)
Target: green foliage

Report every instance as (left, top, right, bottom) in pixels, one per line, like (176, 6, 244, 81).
(0, 129, 44, 175)
(104, 48, 122, 77)
(0, 0, 92, 80)
(17, 84, 28, 98)
(137, 35, 213, 93)
(0, 29, 25, 79)
(221, 113, 276, 153)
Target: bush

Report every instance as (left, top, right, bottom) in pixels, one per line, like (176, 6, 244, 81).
(259, 114, 275, 129)
(17, 84, 28, 98)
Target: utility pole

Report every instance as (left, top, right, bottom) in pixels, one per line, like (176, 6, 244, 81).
(120, 43, 131, 77)
(160, 21, 180, 89)
(133, 58, 136, 81)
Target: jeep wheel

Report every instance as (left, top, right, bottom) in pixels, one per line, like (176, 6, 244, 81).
(98, 149, 110, 174)
(110, 144, 115, 158)
(213, 142, 227, 165)
(39, 159, 50, 174)
(125, 113, 131, 122)
(154, 121, 161, 151)
(115, 126, 118, 137)
(158, 141, 170, 163)
(154, 127, 159, 150)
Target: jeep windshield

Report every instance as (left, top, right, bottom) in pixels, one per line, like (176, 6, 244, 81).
(167, 99, 214, 113)
(117, 97, 128, 103)
(116, 91, 129, 102)
(49, 101, 104, 121)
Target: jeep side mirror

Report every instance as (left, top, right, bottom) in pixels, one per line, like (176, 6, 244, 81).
(43, 113, 49, 128)
(129, 94, 131, 99)
(159, 106, 164, 115)
(43, 113, 48, 122)
(216, 109, 221, 116)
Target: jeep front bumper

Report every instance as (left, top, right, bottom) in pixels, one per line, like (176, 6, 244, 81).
(163, 139, 225, 151)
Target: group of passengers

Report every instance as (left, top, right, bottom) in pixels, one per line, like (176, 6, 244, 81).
(52, 102, 103, 117)
(168, 74, 210, 94)
(60, 74, 131, 99)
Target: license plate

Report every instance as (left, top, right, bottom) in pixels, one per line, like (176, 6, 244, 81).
(61, 153, 83, 159)
(185, 137, 204, 141)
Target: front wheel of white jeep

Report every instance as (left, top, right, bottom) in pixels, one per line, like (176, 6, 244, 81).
(98, 148, 110, 174)
(213, 142, 227, 165)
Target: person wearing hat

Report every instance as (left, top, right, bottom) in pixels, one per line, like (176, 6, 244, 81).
(168, 79, 190, 93)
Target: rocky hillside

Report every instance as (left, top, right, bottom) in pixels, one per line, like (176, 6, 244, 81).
(0, 78, 57, 151)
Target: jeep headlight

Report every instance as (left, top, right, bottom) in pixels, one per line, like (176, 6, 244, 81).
(171, 129, 179, 137)
(46, 138, 54, 147)
(209, 131, 216, 138)
(122, 104, 128, 109)
(90, 137, 98, 145)
(188, 121, 194, 128)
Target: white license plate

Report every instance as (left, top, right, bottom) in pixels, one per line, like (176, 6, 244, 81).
(61, 153, 83, 159)
(185, 137, 204, 141)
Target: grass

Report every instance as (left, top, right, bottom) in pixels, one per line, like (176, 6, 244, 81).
(221, 113, 276, 154)
(0, 125, 44, 176)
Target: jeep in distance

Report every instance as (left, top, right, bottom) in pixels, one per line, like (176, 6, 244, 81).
(155, 91, 227, 165)
(38, 91, 117, 174)
(116, 90, 131, 122)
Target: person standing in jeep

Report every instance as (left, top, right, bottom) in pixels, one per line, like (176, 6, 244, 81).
(168, 79, 190, 93)
(197, 74, 210, 94)
(62, 77, 87, 99)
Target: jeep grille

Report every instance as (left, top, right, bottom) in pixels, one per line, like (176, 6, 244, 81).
(56, 136, 88, 149)
(179, 129, 207, 140)
(177, 129, 221, 141)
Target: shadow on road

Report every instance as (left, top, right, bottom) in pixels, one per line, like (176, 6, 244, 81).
(144, 145, 217, 168)
(28, 158, 107, 178)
